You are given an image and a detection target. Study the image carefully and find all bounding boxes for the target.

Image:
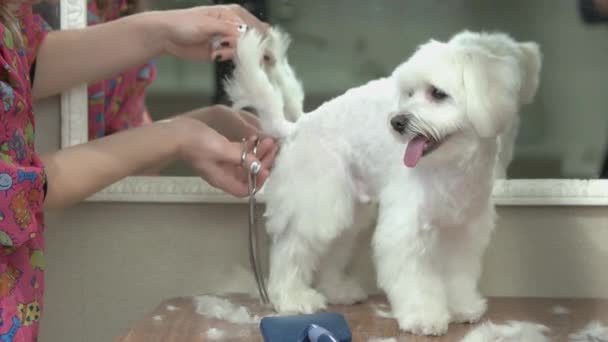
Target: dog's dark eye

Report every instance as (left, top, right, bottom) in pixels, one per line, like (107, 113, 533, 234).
(429, 86, 448, 101)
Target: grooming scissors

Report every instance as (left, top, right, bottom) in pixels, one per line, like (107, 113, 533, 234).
(242, 138, 270, 304)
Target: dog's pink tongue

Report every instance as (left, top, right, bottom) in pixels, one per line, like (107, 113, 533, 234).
(404, 136, 427, 168)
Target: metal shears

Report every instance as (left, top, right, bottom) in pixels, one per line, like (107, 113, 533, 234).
(241, 138, 270, 304)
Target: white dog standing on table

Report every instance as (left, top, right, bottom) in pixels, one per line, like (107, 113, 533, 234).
(225, 29, 541, 335)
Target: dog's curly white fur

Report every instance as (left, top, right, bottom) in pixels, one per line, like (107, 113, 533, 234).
(225, 29, 541, 336)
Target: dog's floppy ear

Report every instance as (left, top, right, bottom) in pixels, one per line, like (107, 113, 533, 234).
(461, 47, 521, 138)
(517, 42, 542, 105)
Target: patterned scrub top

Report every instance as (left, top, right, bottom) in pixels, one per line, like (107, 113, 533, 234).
(87, 0, 157, 139)
(0, 5, 49, 342)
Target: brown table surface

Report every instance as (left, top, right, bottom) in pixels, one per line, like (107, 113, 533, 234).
(116, 294, 608, 341)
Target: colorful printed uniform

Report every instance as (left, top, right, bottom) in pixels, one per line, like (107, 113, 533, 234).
(0, 5, 48, 341)
(87, 0, 156, 139)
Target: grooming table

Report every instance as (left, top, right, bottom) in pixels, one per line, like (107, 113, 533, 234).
(116, 294, 608, 341)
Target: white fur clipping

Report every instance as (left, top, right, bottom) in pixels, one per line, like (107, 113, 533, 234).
(460, 321, 550, 342)
(194, 295, 260, 324)
(368, 338, 397, 342)
(550, 305, 570, 315)
(206, 328, 226, 340)
(570, 321, 608, 341)
(371, 304, 392, 319)
(225, 27, 304, 138)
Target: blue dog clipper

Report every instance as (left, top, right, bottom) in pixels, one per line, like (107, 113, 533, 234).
(300, 324, 340, 342)
(260, 312, 352, 342)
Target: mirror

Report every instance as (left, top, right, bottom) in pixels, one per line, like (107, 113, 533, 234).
(34, 2, 60, 30)
(78, 0, 608, 179)
(57, 0, 608, 203)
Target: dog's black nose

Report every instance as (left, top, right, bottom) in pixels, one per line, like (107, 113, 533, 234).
(390, 114, 409, 134)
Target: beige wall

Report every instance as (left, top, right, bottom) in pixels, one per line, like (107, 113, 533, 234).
(33, 97, 608, 342)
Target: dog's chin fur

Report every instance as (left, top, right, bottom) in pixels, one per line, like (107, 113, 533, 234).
(225, 29, 541, 336)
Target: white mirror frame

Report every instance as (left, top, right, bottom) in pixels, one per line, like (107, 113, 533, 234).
(59, 0, 608, 205)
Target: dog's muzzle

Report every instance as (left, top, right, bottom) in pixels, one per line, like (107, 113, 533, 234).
(390, 114, 410, 134)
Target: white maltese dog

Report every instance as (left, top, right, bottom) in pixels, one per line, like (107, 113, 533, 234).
(225, 29, 541, 335)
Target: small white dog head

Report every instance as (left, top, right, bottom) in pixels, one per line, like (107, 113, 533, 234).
(389, 32, 540, 168)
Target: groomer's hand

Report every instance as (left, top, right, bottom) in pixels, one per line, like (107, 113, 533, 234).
(157, 4, 269, 61)
(176, 117, 277, 197)
(181, 105, 262, 141)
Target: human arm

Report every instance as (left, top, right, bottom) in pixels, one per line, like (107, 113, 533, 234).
(182, 105, 264, 141)
(136, 105, 265, 176)
(32, 4, 268, 100)
(41, 115, 277, 209)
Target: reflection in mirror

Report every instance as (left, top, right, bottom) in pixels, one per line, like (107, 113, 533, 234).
(33, 2, 60, 30)
(84, 0, 608, 179)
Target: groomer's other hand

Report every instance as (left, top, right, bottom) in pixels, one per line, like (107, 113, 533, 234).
(176, 117, 277, 197)
(158, 4, 269, 61)
(181, 105, 263, 141)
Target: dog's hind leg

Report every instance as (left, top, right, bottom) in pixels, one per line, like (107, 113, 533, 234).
(266, 198, 356, 314)
(264, 141, 356, 314)
(266, 229, 329, 313)
(315, 217, 368, 305)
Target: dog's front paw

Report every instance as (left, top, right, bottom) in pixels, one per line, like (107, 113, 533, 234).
(270, 287, 327, 314)
(317, 276, 368, 305)
(449, 297, 487, 324)
(395, 307, 450, 336)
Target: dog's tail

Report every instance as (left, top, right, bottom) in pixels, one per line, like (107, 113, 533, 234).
(265, 28, 305, 123)
(224, 28, 304, 138)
